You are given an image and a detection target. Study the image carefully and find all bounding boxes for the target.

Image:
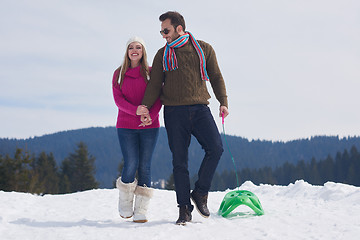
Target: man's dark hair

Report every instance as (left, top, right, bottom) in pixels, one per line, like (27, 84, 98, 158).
(159, 11, 186, 31)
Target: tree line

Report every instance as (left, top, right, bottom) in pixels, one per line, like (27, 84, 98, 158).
(208, 146, 360, 191)
(0, 142, 98, 194)
(2, 127, 360, 188)
(2, 143, 359, 194)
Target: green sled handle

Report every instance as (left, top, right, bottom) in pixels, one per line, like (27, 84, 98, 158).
(218, 190, 264, 217)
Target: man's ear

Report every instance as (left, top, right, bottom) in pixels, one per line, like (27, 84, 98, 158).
(176, 25, 185, 34)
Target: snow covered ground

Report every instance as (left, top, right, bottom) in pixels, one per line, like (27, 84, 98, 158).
(1, 180, 360, 240)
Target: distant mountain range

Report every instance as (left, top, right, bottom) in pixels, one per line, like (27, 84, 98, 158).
(1, 127, 359, 188)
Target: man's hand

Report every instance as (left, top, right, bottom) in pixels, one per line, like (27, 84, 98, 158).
(219, 106, 229, 118)
(136, 105, 149, 115)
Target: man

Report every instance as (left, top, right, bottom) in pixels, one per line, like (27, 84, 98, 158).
(140, 11, 229, 225)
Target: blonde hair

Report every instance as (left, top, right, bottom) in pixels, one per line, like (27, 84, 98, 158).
(115, 41, 150, 88)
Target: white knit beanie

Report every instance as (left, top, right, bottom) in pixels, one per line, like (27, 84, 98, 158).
(126, 36, 146, 50)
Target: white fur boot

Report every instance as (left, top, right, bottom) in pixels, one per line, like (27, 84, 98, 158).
(133, 185, 154, 223)
(116, 177, 137, 218)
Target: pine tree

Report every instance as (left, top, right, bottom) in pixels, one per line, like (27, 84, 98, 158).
(319, 155, 335, 184)
(33, 152, 60, 194)
(276, 162, 295, 185)
(60, 142, 99, 193)
(60, 158, 72, 193)
(294, 160, 306, 182)
(260, 166, 276, 185)
(336, 150, 350, 183)
(0, 154, 14, 191)
(12, 148, 34, 192)
(308, 158, 321, 185)
(347, 146, 360, 186)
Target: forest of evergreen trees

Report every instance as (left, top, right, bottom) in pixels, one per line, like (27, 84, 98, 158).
(1, 143, 359, 194)
(209, 146, 360, 191)
(0, 127, 360, 188)
(0, 142, 98, 194)
(2, 127, 360, 188)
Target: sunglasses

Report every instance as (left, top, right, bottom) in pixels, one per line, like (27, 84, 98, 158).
(160, 28, 170, 35)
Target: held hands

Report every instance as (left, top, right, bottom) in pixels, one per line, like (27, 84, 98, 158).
(139, 114, 152, 127)
(137, 105, 152, 127)
(136, 105, 149, 115)
(219, 106, 229, 118)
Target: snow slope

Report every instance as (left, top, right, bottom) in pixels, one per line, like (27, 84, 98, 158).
(1, 180, 360, 240)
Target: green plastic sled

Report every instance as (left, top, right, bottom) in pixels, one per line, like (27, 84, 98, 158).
(218, 190, 264, 217)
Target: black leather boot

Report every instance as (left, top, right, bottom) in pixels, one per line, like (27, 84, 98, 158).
(191, 191, 210, 218)
(176, 205, 193, 225)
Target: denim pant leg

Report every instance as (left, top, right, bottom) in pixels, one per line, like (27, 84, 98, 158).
(117, 128, 159, 186)
(138, 128, 159, 187)
(191, 105, 224, 194)
(117, 128, 139, 184)
(164, 106, 192, 207)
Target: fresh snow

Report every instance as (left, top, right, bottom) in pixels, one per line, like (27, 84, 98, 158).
(1, 180, 360, 240)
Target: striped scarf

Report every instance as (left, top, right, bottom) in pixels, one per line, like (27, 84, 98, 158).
(163, 32, 209, 81)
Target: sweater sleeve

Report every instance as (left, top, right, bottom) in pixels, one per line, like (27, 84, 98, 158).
(202, 42, 228, 108)
(148, 97, 162, 121)
(112, 69, 138, 116)
(142, 49, 165, 109)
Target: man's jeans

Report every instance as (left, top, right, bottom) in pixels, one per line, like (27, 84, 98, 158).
(117, 128, 159, 187)
(164, 105, 223, 207)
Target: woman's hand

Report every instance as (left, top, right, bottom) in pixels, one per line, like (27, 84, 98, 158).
(139, 114, 152, 127)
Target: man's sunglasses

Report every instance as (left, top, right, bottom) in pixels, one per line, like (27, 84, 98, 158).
(160, 28, 170, 35)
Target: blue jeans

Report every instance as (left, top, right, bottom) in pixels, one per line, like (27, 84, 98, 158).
(164, 105, 223, 206)
(117, 128, 159, 187)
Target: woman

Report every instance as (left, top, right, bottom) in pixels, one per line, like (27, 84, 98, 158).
(112, 37, 162, 223)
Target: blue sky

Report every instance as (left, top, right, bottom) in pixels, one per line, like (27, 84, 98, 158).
(1, 0, 359, 141)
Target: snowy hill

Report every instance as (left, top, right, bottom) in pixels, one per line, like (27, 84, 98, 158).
(1, 180, 360, 240)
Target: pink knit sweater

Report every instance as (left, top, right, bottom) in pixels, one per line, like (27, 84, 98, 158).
(112, 66, 162, 129)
